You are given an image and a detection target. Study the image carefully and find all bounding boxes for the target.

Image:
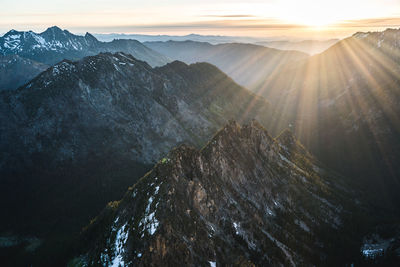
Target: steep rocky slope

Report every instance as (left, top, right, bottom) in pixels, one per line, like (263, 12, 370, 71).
(0, 52, 270, 170)
(144, 41, 308, 89)
(256, 28, 400, 208)
(0, 55, 48, 91)
(0, 52, 270, 265)
(0, 26, 169, 68)
(78, 121, 368, 266)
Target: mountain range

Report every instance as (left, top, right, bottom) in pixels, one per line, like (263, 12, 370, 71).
(0, 26, 169, 75)
(94, 33, 338, 55)
(1, 26, 400, 266)
(93, 33, 269, 44)
(0, 27, 334, 92)
(257, 39, 339, 55)
(145, 40, 308, 89)
(0, 52, 270, 266)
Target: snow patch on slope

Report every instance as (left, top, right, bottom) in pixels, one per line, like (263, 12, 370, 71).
(139, 181, 161, 236)
(110, 222, 129, 267)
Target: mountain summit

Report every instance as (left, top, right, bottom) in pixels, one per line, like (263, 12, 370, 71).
(0, 52, 271, 264)
(0, 26, 170, 67)
(78, 121, 364, 266)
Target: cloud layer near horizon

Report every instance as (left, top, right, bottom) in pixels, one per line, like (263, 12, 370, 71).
(1, 0, 399, 38)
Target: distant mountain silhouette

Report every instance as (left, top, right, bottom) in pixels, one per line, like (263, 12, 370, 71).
(145, 40, 308, 89)
(256, 39, 339, 55)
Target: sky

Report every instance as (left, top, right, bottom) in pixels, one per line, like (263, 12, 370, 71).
(1, 0, 400, 39)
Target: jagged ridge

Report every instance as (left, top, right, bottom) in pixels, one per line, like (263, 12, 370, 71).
(0, 26, 170, 68)
(0, 52, 272, 264)
(80, 121, 365, 266)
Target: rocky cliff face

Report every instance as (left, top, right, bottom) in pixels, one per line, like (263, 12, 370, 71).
(80, 121, 365, 266)
(0, 52, 271, 261)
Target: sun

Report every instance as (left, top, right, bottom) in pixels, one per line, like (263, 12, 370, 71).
(271, 0, 357, 28)
(270, 0, 397, 29)
(295, 17, 336, 28)
(277, 7, 340, 28)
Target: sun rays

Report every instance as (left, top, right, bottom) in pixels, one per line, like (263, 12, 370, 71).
(249, 28, 400, 191)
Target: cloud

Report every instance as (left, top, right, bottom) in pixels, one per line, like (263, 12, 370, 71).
(201, 14, 257, 18)
(337, 17, 400, 28)
(67, 19, 303, 33)
(65, 16, 400, 33)
(3, 15, 399, 38)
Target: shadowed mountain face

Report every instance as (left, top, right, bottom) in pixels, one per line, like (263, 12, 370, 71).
(255, 28, 400, 208)
(0, 52, 270, 171)
(0, 26, 170, 68)
(144, 40, 308, 89)
(0, 55, 48, 90)
(78, 121, 369, 266)
(0, 52, 271, 265)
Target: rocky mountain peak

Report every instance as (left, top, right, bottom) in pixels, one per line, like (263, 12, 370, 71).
(201, 119, 273, 156)
(44, 25, 63, 33)
(24, 52, 151, 90)
(168, 120, 271, 170)
(0, 54, 273, 253)
(41, 26, 70, 39)
(0, 26, 171, 67)
(3, 29, 20, 36)
(84, 32, 98, 42)
(78, 120, 361, 266)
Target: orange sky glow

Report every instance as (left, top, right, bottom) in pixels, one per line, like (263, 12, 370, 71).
(1, 0, 400, 39)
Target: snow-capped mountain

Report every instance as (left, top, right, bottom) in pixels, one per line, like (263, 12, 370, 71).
(0, 26, 170, 67)
(0, 27, 94, 54)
